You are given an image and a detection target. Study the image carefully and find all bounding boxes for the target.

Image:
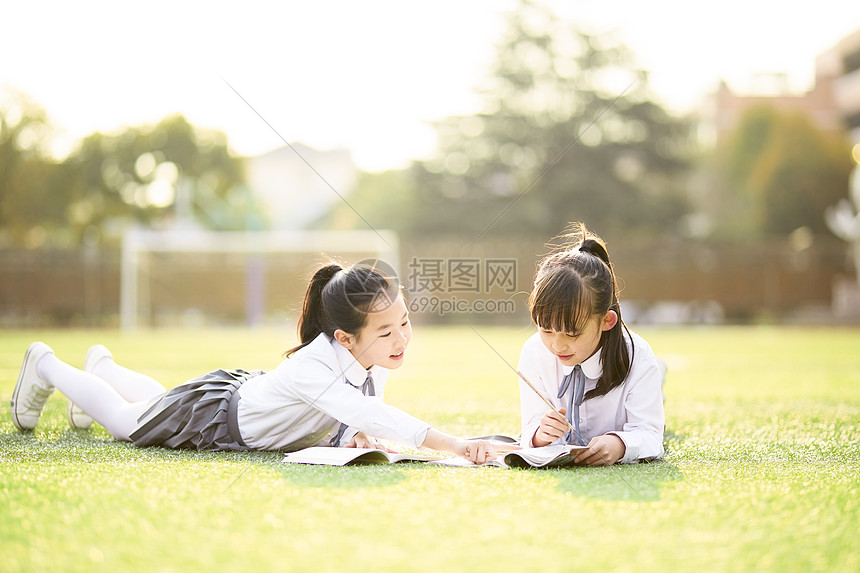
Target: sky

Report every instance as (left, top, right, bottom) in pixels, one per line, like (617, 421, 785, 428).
(2, 1, 860, 172)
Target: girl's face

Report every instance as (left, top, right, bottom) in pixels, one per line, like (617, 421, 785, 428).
(336, 295, 412, 370)
(538, 310, 617, 367)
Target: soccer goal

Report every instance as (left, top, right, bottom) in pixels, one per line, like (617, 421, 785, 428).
(119, 228, 399, 330)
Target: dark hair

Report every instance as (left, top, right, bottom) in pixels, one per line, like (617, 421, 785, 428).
(528, 222, 632, 400)
(285, 262, 400, 356)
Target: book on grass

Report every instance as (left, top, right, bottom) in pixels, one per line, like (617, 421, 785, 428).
(470, 434, 521, 450)
(281, 447, 443, 466)
(471, 434, 519, 444)
(281, 444, 590, 468)
(433, 445, 591, 468)
(431, 456, 507, 468)
(502, 444, 591, 468)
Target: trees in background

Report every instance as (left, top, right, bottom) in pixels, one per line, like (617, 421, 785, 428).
(320, 0, 694, 241)
(0, 91, 65, 246)
(4, 0, 855, 249)
(0, 94, 251, 247)
(321, 2, 857, 246)
(703, 105, 854, 239)
(408, 0, 693, 240)
(63, 114, 253, 238)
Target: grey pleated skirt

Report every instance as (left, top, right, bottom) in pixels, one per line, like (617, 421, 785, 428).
(129, 368, 264, 451)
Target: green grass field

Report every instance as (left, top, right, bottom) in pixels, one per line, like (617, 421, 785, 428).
(1, 325, 858, 572)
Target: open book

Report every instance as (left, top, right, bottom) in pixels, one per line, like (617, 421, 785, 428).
(436, 445, 591, 468)
(282, 444, 591, 468)
(281, 447, 443, 466)
(503, 444, 591, 468)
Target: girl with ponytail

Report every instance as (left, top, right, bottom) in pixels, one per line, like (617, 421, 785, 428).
(11, 261, 497, 464)
(517, 223, 665, 464)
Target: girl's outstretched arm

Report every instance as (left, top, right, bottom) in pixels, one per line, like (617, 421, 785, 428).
(421, 429, 497, 464)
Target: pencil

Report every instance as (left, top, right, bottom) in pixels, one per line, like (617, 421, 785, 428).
(516, 370, 576, 432)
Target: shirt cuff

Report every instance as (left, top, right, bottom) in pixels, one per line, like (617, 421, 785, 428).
(608, 431, 639, 464)
(413, 426, 430, 449)
(522, 423, 540, 448)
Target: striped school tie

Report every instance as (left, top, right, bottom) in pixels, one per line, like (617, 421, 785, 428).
(556, 365, 586, 445)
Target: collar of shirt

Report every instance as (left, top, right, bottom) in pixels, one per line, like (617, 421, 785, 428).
(331, 336, 384, 388)
(560, 349, 603, 380)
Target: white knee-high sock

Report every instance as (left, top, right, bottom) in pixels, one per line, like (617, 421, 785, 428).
(36, 354, 153, 441)
(88, 355, 166, 402)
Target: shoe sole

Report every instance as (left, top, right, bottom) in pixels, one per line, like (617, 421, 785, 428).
(11, 344, 43, 431)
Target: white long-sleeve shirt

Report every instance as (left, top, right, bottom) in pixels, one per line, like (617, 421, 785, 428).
(235, 333, 431, 451)
(517, 329, 665, 463)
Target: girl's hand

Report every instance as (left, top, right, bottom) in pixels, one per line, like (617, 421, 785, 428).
(418, 429, 497, 462)
(532, 408, 568, 447)
(574, 434, 625, 466)
(346, 432, 396, 452)
(459, 439, 497, 464)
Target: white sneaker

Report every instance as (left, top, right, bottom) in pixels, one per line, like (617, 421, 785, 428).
(83, 344, 112, 374)
(67, 400, 93, 430)
(67, 345, 113, 430)
(11, 342, 55, 431)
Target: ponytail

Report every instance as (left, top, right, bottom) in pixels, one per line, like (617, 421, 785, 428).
(578, 237, 610, 265)
(285, 264, 342, 356)
(285, 261, 399, 357)
(529, 222, 633, 400)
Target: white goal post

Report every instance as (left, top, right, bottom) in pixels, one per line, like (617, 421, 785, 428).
(120, 228, 399, 331)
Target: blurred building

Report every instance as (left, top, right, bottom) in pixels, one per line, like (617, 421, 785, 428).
(700, 26, 860, 148)
(244, 143, 358, 230)
(816, 26, 860, 145)
(701, 73, 842, 148)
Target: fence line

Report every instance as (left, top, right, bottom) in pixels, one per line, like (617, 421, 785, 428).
(0, 238, 851, 327)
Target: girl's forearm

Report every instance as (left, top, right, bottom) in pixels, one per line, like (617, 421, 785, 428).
(420, 428, 465, 456)
(421, 428, 498, 463)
